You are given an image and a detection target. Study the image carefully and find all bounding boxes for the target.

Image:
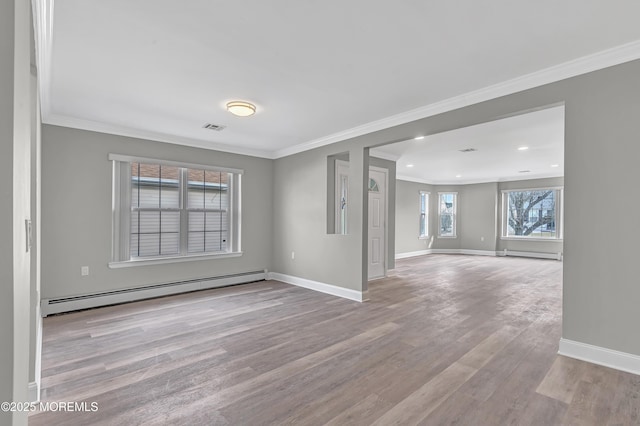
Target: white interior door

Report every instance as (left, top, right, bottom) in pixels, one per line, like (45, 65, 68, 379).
(368, 168, 386, 280)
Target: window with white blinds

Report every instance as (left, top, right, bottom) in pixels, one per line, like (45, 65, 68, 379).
(111, 155, 242, 263)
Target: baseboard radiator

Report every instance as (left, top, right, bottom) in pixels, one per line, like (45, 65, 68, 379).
(41, 270, 267, 316)
(500, 249, 563, 261)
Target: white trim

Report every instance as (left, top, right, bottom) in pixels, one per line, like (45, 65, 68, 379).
(335, 160, 349, 235)
(274, 40, 640, 159)
(28, 382, 39, 402)
(370, 151, 401, 162)
(395, 250, 431, 259)
(419, 191, 429, 239)
(32, 0, 640, 162)
(437, 192, 457, 238)
(395, 249, 561, 260)
(45, 113, 275, 159)
(369, 166, 389, 280)
(501, 187, 564, 240)
(109, 251, 243, 268)
(108, 153, 244, 175)
(268, 272, 366, 303)
(559, 338, 640, 377)
(41, 271, 266, 316)
(397, 175, 435, 185)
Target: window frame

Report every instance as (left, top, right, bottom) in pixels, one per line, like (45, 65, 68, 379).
(437, 192, 457, 238)
(109, 154, 243, 268)
(419, 191, 429, 239)
(334, 159, 349, 235)
(501, 186, 563, 241)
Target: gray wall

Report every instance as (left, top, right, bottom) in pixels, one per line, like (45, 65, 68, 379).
(272, 59, 640, 357)
(41, 125, 273, 299)
(459, 182, 499, 251)
(1, 0, 32, 423)
(272, 147, 368, 291)
(396, 178, 562, 256)
(395, 180, 434, 254)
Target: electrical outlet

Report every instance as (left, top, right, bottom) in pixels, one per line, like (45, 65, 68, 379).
(81, 266, 89, 276)
(291, 251, 295, 260)
(480, 236, 485, 242)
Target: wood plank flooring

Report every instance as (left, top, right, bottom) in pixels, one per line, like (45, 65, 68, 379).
(30, 255, 640, 425)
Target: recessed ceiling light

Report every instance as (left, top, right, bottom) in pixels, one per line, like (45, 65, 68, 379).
(455, 174, 462, 178)
(414, 136, 425, 140)
(550, 164, 559, 168)
(406, 164, 414, 168)
(226, 101, 256, 117)
(518, 146, 529, 151)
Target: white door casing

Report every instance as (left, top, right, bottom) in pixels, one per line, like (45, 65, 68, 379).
(368, 168, 387, 280)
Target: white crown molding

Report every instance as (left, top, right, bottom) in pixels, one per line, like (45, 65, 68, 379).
(44, 114, 275, 159)
(559, 338, 640, 376)
(33, 1, 640, 160)
(274, 39, 640, 159)
(370, 151, 401, 162)
(396, 175, 435, 185)
(268, 272, 365, 302)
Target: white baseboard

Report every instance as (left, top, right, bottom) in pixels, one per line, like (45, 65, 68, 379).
(41, 271, 267, 316)
(429, 249, 460, 255)
(558, 338, 640, 376)
(396, 248, 561, 261)
(396, 249, 497, 259)
(267, 272, 366, 302)
(395, 250, 431, 259)
(28, 381, 39, 402)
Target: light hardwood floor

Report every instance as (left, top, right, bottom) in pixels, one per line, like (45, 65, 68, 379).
(31, 255, 640, 425)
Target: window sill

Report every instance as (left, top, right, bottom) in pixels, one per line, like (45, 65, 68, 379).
(501, 237, 563, 242)
(437, 235, 457, 239)
(109, 251, 243, 269)
(418, 235, 430, 240)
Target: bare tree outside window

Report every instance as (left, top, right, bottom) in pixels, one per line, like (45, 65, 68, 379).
(506, 190, 558, 238)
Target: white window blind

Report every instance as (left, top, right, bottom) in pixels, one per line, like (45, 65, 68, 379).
(111, 155, 242, 263)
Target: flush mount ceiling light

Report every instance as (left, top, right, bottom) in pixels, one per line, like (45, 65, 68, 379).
(226, 101, 256, 117)
(518, 146, 529, 151)
(414, 136, 425, 140)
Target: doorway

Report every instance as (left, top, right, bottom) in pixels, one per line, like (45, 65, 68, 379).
(368, 167, 387, 280)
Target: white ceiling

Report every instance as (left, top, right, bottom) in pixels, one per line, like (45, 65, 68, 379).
(371, 106, 565, 184)
(38, 1, 640, 158)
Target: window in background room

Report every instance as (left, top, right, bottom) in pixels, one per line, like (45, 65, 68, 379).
(502, 188, 563, 239)
(335, 159, 349, 235)
(419, 191, 429, 238)
(111, 155, 242, 264)
(438, 192, 457, 237)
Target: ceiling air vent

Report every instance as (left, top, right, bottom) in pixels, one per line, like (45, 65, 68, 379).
(518, 170, 531, 173)
(459, 148, 477, 153)
(203, 123, 226, 131)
